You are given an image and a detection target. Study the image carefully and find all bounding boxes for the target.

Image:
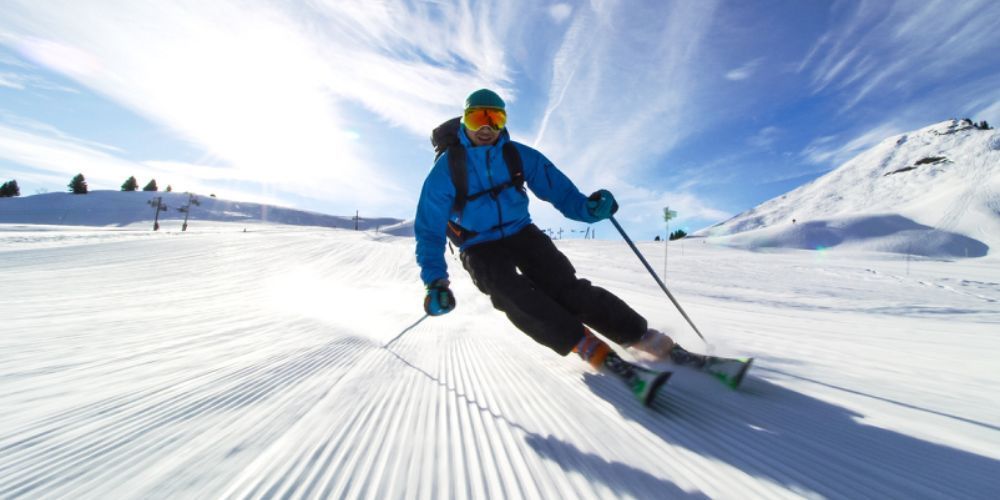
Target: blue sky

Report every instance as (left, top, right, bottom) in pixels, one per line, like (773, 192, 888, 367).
(1, 0, 998, 239)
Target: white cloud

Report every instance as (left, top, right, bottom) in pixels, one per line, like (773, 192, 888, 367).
(0, 0, 530, 210)
(802, 122, 903, 167)
(0, 111, 119, 152)
(0, 119, 281, 205)
(529, 1, 727, 231)
(747, 126, 780, 149)
(800, 1, 1000, 108)
(0, 73, 24, 89)
(549, 4, 572, 24)
(972, 100, 1000, 125)
(0, 0, 732, 228)
(725, 58, 762, 81)
(0, 70, 79, 93)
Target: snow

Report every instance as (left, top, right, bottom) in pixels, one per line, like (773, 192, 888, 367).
(1, 123, 998, 497)
(699, 120, 1000, 258)
(1, 217, 997, 498)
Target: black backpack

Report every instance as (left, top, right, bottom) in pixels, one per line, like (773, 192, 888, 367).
(430, 117, 524, 244)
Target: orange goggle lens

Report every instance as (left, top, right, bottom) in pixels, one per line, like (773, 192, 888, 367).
(463, 107, 507, 131)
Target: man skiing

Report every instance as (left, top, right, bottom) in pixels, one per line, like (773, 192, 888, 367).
(414, 89, 710, 404)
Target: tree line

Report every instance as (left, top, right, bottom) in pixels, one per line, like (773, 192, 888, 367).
(64, 174, 173, 195)
(0, 179, 19, 197)
(3, 174, 175, 196)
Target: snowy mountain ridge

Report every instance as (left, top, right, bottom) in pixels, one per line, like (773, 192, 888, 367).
(0, 190, 403, 231)
(699, 119, 1000, 258)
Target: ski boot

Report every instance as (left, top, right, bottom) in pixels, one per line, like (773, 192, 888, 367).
(575, 328, 671, 406)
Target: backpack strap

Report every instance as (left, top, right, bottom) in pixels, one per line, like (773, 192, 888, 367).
(446, 143, 468, 216)
(502, 142, 525, 192)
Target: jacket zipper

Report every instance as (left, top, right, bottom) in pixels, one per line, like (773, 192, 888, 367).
(485, 149, 505, 238)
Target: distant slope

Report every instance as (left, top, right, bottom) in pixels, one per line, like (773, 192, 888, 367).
(379, 219, 414, 237)
(0, 190, 403, 231)
(698, 120, 1000, 257)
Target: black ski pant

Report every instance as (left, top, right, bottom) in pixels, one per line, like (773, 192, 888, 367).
(460, 224, 647, 355)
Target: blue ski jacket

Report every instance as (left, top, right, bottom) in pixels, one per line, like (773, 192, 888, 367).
(415, 127, 599, 285)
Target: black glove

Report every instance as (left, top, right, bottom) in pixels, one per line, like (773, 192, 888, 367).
(424, 279, 456, 316)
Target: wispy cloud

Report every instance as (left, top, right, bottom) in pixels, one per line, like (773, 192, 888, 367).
(0, 73, 23, 90)
(800, 0, 1000, 109)
(0, 118, 291, 205)
(0, 69, 78, 93)
(801, 122, 904, 168)
(531, 1, 726, 223)
(548, 4, 573, 24)
(0, 1, 534, 210)
(1, 0, 732, 231)
(0, 111, 119, 152)
(746, 126, 781, 150)
(725, 58, 763, 81)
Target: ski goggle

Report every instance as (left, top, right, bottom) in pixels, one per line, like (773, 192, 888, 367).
(463, 107, 507, 131)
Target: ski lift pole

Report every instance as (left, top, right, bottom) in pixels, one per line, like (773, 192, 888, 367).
(609, 216, 707, 343)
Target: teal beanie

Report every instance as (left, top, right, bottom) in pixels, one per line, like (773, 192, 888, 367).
(465, 89, 505, 110)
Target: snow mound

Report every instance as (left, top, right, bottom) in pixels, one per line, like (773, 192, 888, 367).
(0, 190, 403, 231)
(715, 214, 988, 258)
(698, 120, 1000, 258)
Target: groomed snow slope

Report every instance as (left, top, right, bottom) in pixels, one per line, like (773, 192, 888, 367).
(700, 120, 1000, 258)
(1, 224, 998, 498)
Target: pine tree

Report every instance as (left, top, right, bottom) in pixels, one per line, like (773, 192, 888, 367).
(68, 173, 88, 194)
(143, 179, 158, 192)
(982, 120, 991, 130)
(121, 176, 139, 191)
(669, 229, 688, 241)
(165, 185, 173, 192)
(0, 180, 20, 197)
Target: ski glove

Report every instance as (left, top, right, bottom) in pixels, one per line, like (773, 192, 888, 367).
(587, 190, 619, 220)
(424, 279, 455, 316)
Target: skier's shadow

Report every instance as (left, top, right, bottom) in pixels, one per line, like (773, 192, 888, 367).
(582, 368, 1000, 498)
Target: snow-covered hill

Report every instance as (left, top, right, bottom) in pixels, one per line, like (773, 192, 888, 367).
(0, 190, 403, 231)
(699, 120, 1000, 258)
(1, 221, 997, 498)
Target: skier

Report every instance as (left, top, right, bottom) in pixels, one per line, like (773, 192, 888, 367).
(414, 89, 710, 404)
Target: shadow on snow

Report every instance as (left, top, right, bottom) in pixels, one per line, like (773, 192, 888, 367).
(581, 364, 999, 498)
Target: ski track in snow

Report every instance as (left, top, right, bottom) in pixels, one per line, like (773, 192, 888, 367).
(1, 224, 998, 499)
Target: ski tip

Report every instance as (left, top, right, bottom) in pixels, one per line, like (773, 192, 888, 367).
(643, 371, 672, 407)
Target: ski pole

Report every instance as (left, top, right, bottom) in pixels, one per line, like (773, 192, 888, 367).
(384, 313, 430, 349)
(609, 216, 708, 344)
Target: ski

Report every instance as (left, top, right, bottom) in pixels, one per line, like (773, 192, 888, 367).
(604, 353, 672, 406)
(663, 343, 754, 389)
(702, 356, 754, 389)
(631, 365, 673, 406)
